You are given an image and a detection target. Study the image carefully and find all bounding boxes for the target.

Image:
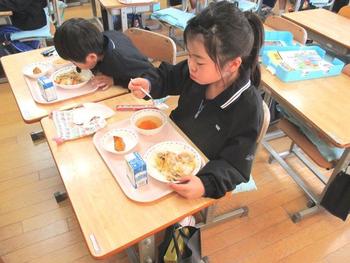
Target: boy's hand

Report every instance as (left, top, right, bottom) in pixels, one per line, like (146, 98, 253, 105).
(169, 176, 205, 199)
(128, 78, 150, 99)
(91, 74, 113, 90)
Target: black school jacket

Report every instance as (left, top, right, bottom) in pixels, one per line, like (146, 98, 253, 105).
(0, 0, 47, 30)
(91, 31, 156, 88)
(146, 60, 263, 199)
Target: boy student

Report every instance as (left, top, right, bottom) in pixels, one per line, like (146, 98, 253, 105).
(54, 18, 156, 89)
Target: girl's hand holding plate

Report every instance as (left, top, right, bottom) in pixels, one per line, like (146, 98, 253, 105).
(169, 175, 205, 199)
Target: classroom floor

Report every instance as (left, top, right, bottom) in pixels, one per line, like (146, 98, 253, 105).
(0, 2, 350, 263)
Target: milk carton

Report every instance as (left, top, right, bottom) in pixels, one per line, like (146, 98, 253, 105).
(125, 152, 148, 188)
(37, 76, 57, 102)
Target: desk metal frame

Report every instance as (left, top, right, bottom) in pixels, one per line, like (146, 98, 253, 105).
(100, 1, 159, 31)
(262, 94, 350, 223)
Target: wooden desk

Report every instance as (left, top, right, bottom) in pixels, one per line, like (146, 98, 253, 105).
(40, 94, 214, 261)
(282, 9, 350, 56)
(1, 48, 128, 124)
(261, 67, 350, 221)
(98, 0, 160, 31)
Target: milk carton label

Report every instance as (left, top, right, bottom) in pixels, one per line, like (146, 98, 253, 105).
(125, 152, 148, 188)
(38, 76, 57, 102)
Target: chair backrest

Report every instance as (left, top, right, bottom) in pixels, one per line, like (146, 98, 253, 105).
(124, 28, 177, 65)
(256, 101, 270, 146)
(265, 15, 308, 45)
(338, 6, 350, 19)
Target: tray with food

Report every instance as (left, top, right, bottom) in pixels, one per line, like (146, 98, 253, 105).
(93, 113, 205, 202)
(23, 64, 97, 104)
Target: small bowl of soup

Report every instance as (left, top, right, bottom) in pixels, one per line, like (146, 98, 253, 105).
(131, 109, 167, 136)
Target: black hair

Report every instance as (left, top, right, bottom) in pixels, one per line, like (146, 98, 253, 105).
(184, 1, 264, 87)
(54, 18, 105, 63)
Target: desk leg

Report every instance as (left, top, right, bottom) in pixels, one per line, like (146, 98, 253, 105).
(126, 236, 155, 263)
(262, 139, 320, 204)
(121, 8, 128, 32)
(107, 10, 114, 31)
(30, 130, 46, 143)
(291, 148, 350, 222)
(90, 0, 97, 17)
(139, 236, 155, 263)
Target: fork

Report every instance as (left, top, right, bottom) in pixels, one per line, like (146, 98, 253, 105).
(139, 87, 155, 104)
(139, 88, 169, 110)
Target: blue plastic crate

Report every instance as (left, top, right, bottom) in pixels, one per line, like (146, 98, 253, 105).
(262, 45, 345, 82)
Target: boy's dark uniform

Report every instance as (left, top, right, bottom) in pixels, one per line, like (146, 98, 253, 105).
(145, 60, 263, 199)
(92, 31, 156, 88)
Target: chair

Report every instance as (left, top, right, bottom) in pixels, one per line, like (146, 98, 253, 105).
(10, 1, 67, 47)
(338, 5, 350, 19)
(124, 27, 177, 65)
(294, 0, 335, 11)
(234, 0, 263, 13)
(197, 101, 270, 229)
(265, 15, 308, 44)
(308, 0, 335, 9)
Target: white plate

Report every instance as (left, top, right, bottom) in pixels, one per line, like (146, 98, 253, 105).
(22, 62, 50, 79)
(143, 141, 202, 183)
(101, 128, 138, 155)
(52, 66, 93, 90)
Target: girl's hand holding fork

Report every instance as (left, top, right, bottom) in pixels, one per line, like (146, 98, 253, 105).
(128, 78, 151, 99)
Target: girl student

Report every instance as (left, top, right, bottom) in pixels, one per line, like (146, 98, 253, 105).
(129, 1, 264, 199)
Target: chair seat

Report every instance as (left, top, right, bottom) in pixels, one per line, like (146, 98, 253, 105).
(151, 7, 195, 30)
(234, 0, 259, 12)
(277, 118, 335, 169)
(233, 175, 257, 194)
(309, 0, 332, 7)
(10, 24, 51, 41)
(10, 1, 68, 42)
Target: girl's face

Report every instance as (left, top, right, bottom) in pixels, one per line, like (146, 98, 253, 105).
(186, 36, 223, 85)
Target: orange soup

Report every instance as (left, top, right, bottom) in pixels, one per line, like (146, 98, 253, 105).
(136, 116, 162, 130)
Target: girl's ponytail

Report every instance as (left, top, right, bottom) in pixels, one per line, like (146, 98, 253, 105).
(243, 12, 264, 87)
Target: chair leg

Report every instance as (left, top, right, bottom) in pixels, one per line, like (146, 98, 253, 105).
(196, 205, 249, 230)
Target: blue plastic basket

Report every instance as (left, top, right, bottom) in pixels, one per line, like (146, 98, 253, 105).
(262, 45, 345, 82)
(261, 31, 295, 54)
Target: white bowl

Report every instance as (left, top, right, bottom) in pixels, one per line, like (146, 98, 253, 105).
(52, 66, 93, 90)
(101, 128, 138, 155)
(51, 56, 72, 70)
(22, 62, 50, 79)
(130, 109, 167, 136)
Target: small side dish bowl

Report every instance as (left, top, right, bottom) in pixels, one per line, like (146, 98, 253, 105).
(101, 128, 138, 155)
(22, 62, 50, 79)
(52, 66, 93, 90)
(130, 109, 167, 136)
